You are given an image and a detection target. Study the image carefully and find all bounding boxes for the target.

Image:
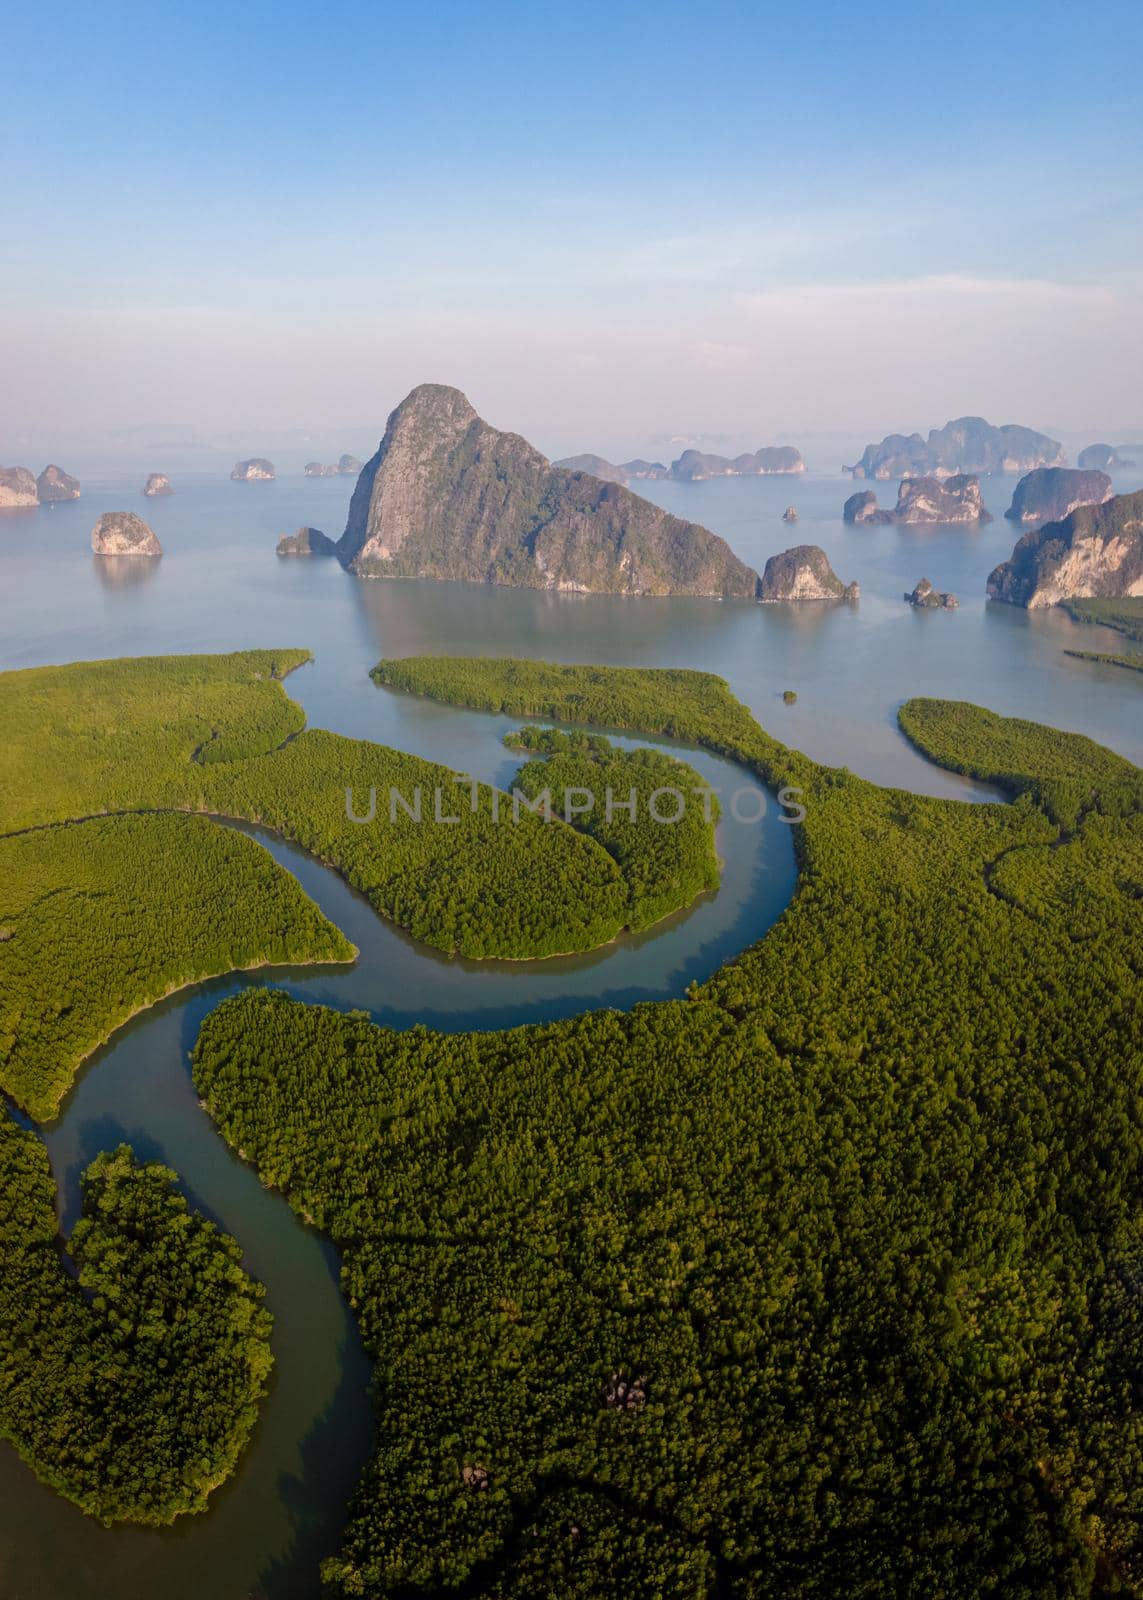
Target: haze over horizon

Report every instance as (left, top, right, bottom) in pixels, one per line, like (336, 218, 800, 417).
(3, 0, 1142, 457)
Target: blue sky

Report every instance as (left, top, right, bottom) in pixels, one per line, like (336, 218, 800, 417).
(3, 0, 1141, 453)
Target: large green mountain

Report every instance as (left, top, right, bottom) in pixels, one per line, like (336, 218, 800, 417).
(336, 385, 760, 597)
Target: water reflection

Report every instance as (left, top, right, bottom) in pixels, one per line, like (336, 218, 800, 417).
(348, 571, 758, 667)
(92, 554, 162, 591)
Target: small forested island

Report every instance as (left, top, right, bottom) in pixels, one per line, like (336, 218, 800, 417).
(276, 524, 338, 556)
(1078, 442, 1135, 471)
(304, 460, 340, 477)
(847, 416, 1064, 479)
(36, 463, 81, 502)
(231, 457, 276, 481)
(904, 577, 958, 608)
(142, 471, 173, 496)
(0, 1132, 275, 1524)
(845, 477, 990, 524)
(988, 488, 1143, 607)
(1004, 466, 1113, 524)
(91, 510, 163, 556)
(0, 465, 39, 507)
(336, 384, 761, 597)
(758, 543, 859, 601)
(338, 453, 363, 475)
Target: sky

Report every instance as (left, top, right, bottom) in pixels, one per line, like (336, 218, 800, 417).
(2, 0, 1141, 460)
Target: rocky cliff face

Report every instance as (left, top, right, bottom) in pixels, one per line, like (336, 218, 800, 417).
(1004, 467, 1113, 524)
(337, 385, 760, 598)
(276, 526, 338, 556)
(0, 467, 39, 508)
(1078, 443, 1135, 472)
(905, 577, 958, 609)
(844, 477, 988, 524)
(143, 473, 173, 497)
(987, 491, 1143, 609)
(91, 511, 162, 556)
(893, 475, 992, 523)
(37, 464, 80, 502)
(758, 544, 859, 602)
(669, 445, 804, 480)
(847, 417, 1064, 480)
(231, 458, 276, 481)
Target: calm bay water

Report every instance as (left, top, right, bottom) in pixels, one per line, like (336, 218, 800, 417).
(0, 461, 1139, 1596)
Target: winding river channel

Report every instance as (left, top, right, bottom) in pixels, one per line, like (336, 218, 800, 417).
(0, 723, 797, 1600)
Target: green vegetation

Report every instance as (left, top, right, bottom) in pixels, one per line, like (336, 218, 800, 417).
(509, 730, 720, 930)
(2, 650, 662, 966)
(1059, 596, 1143, 643)
(0, 1127, 273, 1525)
(898, 696, 1143, 826)
(0, 813, 355, 1120)
(187, 729, 629, 960)
(0, 649, 730, 1537)
(503, 726, 612, 755)
(782, 688, 797, 704)
(1060, 599, 1143, 676)
(1064, 648, 1143, 674)
(0, 649, 312, 830)
(372, 656, 793, 777)
(191, 657, 1143, 1599)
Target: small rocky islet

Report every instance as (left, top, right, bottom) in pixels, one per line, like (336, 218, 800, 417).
(143, 473, 174, 497)
(231, 458, 276, 481)
(0, 464, 81, 507)
(91, 511, 163, 557)
(0, 466, 40, 508)
(905, 578, 958, 610)
(276, 526, 338, 557)
(37, 464, 81, 502)
(758, 544, 859, 602)
(304, 455, 362, 478)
